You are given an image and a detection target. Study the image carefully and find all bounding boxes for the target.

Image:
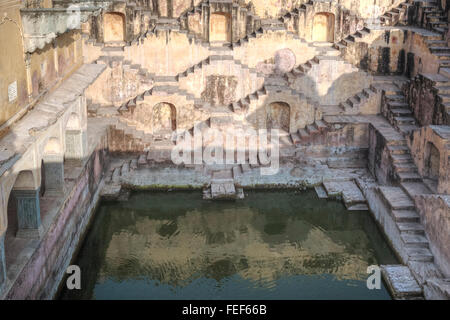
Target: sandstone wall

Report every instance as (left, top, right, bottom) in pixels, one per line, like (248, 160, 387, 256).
(415, 195, 450, 277)
(409, 126, 450, 194)
(4, 135, 109, 299)
(340, 29, 439, 77)
(405, 75, 450, 127)
(368, 123, 396, 185)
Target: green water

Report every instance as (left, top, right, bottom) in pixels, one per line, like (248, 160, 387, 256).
(59, 190, 398, 300)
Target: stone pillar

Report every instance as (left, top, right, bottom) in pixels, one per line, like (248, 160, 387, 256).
(43, 154, 65, 196)
(53, 40, 59, 77)
(65, 129, 88, 164)
(25, 53, 33, 102)
(12, 188, 42, 239)
(0, 233, 6, 294)
(203, 4, 210, 41)
(232, 4, 239, 43)
(246, 14, 254, 35)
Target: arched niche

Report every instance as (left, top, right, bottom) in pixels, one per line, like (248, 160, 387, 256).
(210, 12, 231, 43)
(152, 102, 176, 135)
(104, 12, 126, 42)
(312, 12, 335, 42)
(266, 102, 290, 133)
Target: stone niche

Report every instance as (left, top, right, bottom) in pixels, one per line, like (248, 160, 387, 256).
(312, 12, 335, 42)
(266, 102, 290, 132)
(409, 126, 450, 194)
(103, 12, 125, 42)
(209, 12, 231, 43)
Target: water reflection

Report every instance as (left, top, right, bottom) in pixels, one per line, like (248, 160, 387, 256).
(60, 190, 398, 300)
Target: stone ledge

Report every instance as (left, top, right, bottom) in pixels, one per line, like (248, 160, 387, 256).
(381, 264, 423, 299)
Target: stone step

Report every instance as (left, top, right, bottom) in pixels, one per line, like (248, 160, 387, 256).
(397, 124, 419, 135)
(394, 162, 418, 172)
(210, 181, 238, 200)
(397, 222, 425, 235)
(391, 154, 413, 163)
(391, 210, 420, 223)
(406, 247, 434, 262)
(232, 165, 242, 179)
(390, 108, 412, 116)
(120, 161, 130, 176)
(381, 265, 423, 299)
(401, 234, 429, 248)
(137, 154, 147, 166)
(400, 181, 432, 199)
(397, 171, 423, 182)
(394, 116, 416, 125)
(346, 203, 369, 211)
(386, 95, 406, 102)
(290, 132, 301, 145)
(240, 163, 251, 173)
(378, 186, 415, 210)
(314, 185, 328, 198)
(437, 93, 450, 102)
(387, 145, 410, 155)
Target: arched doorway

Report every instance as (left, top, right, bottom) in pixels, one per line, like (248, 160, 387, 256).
(104, 12, 125, 42)
(8, 170, 42, 239)
(312, 13, 335, 42)
(210, 12, 231, 43)
(266, 102, 290, 133)
(152, 102, 176, 135)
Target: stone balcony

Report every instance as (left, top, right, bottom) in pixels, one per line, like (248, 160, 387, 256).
(20, 6, 105, 53)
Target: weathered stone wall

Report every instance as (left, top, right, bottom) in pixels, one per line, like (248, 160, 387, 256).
(289, 58, 372, 105)
(245, 0, 405, 19)
(232, 30, 318, 69)
(0, 2, 83, 129)
(368, 123, 396, 185)
(4, 135, 109, 299)
(340, 29, 439, 76)
(120, 93, 210, 134)
(246, 91, 317, 133)
(409, 126, 450, 194)
(298, 122, 370, 159)
(415, 195, 450, 277)
(405, 75, 450, 127)
(84, 59, 153, 107)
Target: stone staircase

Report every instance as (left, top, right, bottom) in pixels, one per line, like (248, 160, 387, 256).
(289, 120, 329, 146)
(284, 46, 341, 82)
(316, 180, 369, 211)
(379, 1, 411, 26)
(117, 84, 203, 116)
(108, 121, 154, 153)
(203, 168, 244, 200)
(372, 115, 423, 182)
(380, 81, 420, 135)
(229, 75, 319, 115)
(173, 51, 264, 101)
(376, 185, 434, 263)
(419, 0, 448, 35)
(284, 43, 373, 107)
(93, 56, 154, 107)
(337, 85, 379, 114)
(333, 26, 372, 52)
